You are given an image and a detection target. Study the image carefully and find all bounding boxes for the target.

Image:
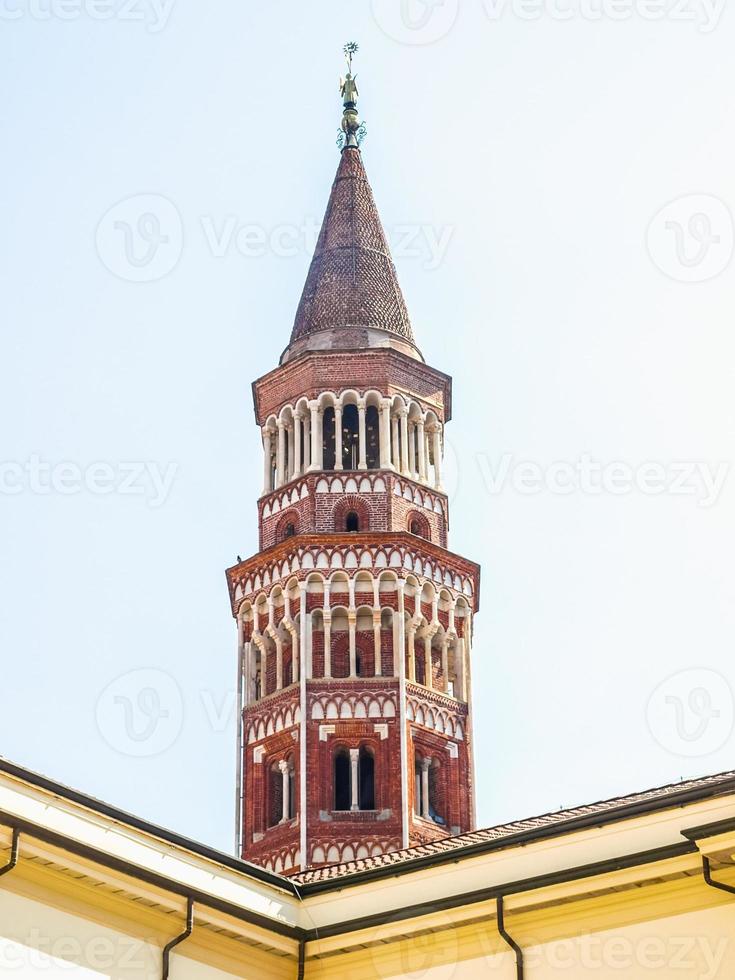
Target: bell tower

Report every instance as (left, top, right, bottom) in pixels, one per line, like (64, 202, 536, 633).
(227, 46, 480, 876)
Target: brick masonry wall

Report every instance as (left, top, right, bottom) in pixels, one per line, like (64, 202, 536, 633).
(253, 349, 452, 425)
(408, 720, 472, 842)
(259, 472, 448, 550)
(304, 687, 404, 868)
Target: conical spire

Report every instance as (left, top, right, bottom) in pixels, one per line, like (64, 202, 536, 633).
(282, 46, 420, 364)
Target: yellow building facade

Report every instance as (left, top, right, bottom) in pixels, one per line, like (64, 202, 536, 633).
(2, 758, 735, 978)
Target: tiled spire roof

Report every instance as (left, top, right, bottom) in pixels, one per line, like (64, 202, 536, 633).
(284, 147, 419, 361)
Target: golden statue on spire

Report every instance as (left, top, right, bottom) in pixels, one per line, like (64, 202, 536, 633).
(338, 42, 366, 151)
(340, 41, 359, 106)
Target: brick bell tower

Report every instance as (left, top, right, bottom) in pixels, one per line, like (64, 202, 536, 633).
(227, 47, 480, 876)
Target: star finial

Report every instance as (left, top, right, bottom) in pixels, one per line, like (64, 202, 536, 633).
(344, 41, 359, 73)
(337, 42, 367, 151)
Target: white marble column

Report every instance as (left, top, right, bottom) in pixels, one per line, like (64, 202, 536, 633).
(293, 413, 302, 480)
(380, 399, 392, 469)
(276, 421, 286, 488)
(242, 638, 252, 706)
(432, 426, 443, 490)
(262, 430, 273, 494)
(417, 419, 427, 482)
(420, 757, 431, 818)
(323, 612, 332, 678)
(400, 411, 409, 475)
(286, 424, 294, 483)
(373, 611, 382, 677)
(441, 638, 449, 693)
(456, 635, 466, 702)
(303, 412, 311, 471)
(391, 414, 400, 470)
(308, 402, 322, 471)
(348, 611, 357, 677)
(424, 636, 433, 690)
(407, 625, 416, 683)
(357, 401, 367, 470)
(279, 760, 290, 823)
(299, 586, 308, 679)
(291, 629, 299, 685)
(275, 636, 283, 690)
(334, 405, 343, 471)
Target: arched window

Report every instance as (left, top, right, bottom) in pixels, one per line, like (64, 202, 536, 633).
(365, 405, 380, 469)
(428, 763, 446, 826)
(414, 754, 424, 817)
(323, 407, 336, 470)
(333, 745, 375, 812)
(408, 512, 430, 540)
(334, 749, 351, 811)
(358, 746, 375, 810)
(414, 753, 445, 825)
(341, 404, 359, 470)
(277, 512, 299, 542)
(335, 499, 369, 533)
(268, 763, 282, 828)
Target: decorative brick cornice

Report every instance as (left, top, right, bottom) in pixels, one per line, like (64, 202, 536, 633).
(406, 683, 469, 718)
(226, 532, 480, 614)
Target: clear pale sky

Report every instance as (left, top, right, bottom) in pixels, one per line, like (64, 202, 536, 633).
(2, 0, 734, 853)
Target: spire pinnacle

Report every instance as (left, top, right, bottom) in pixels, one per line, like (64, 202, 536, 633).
(338, 42, 367, 151)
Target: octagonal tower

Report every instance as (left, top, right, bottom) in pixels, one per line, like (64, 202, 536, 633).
(226, 57, 480, 876)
